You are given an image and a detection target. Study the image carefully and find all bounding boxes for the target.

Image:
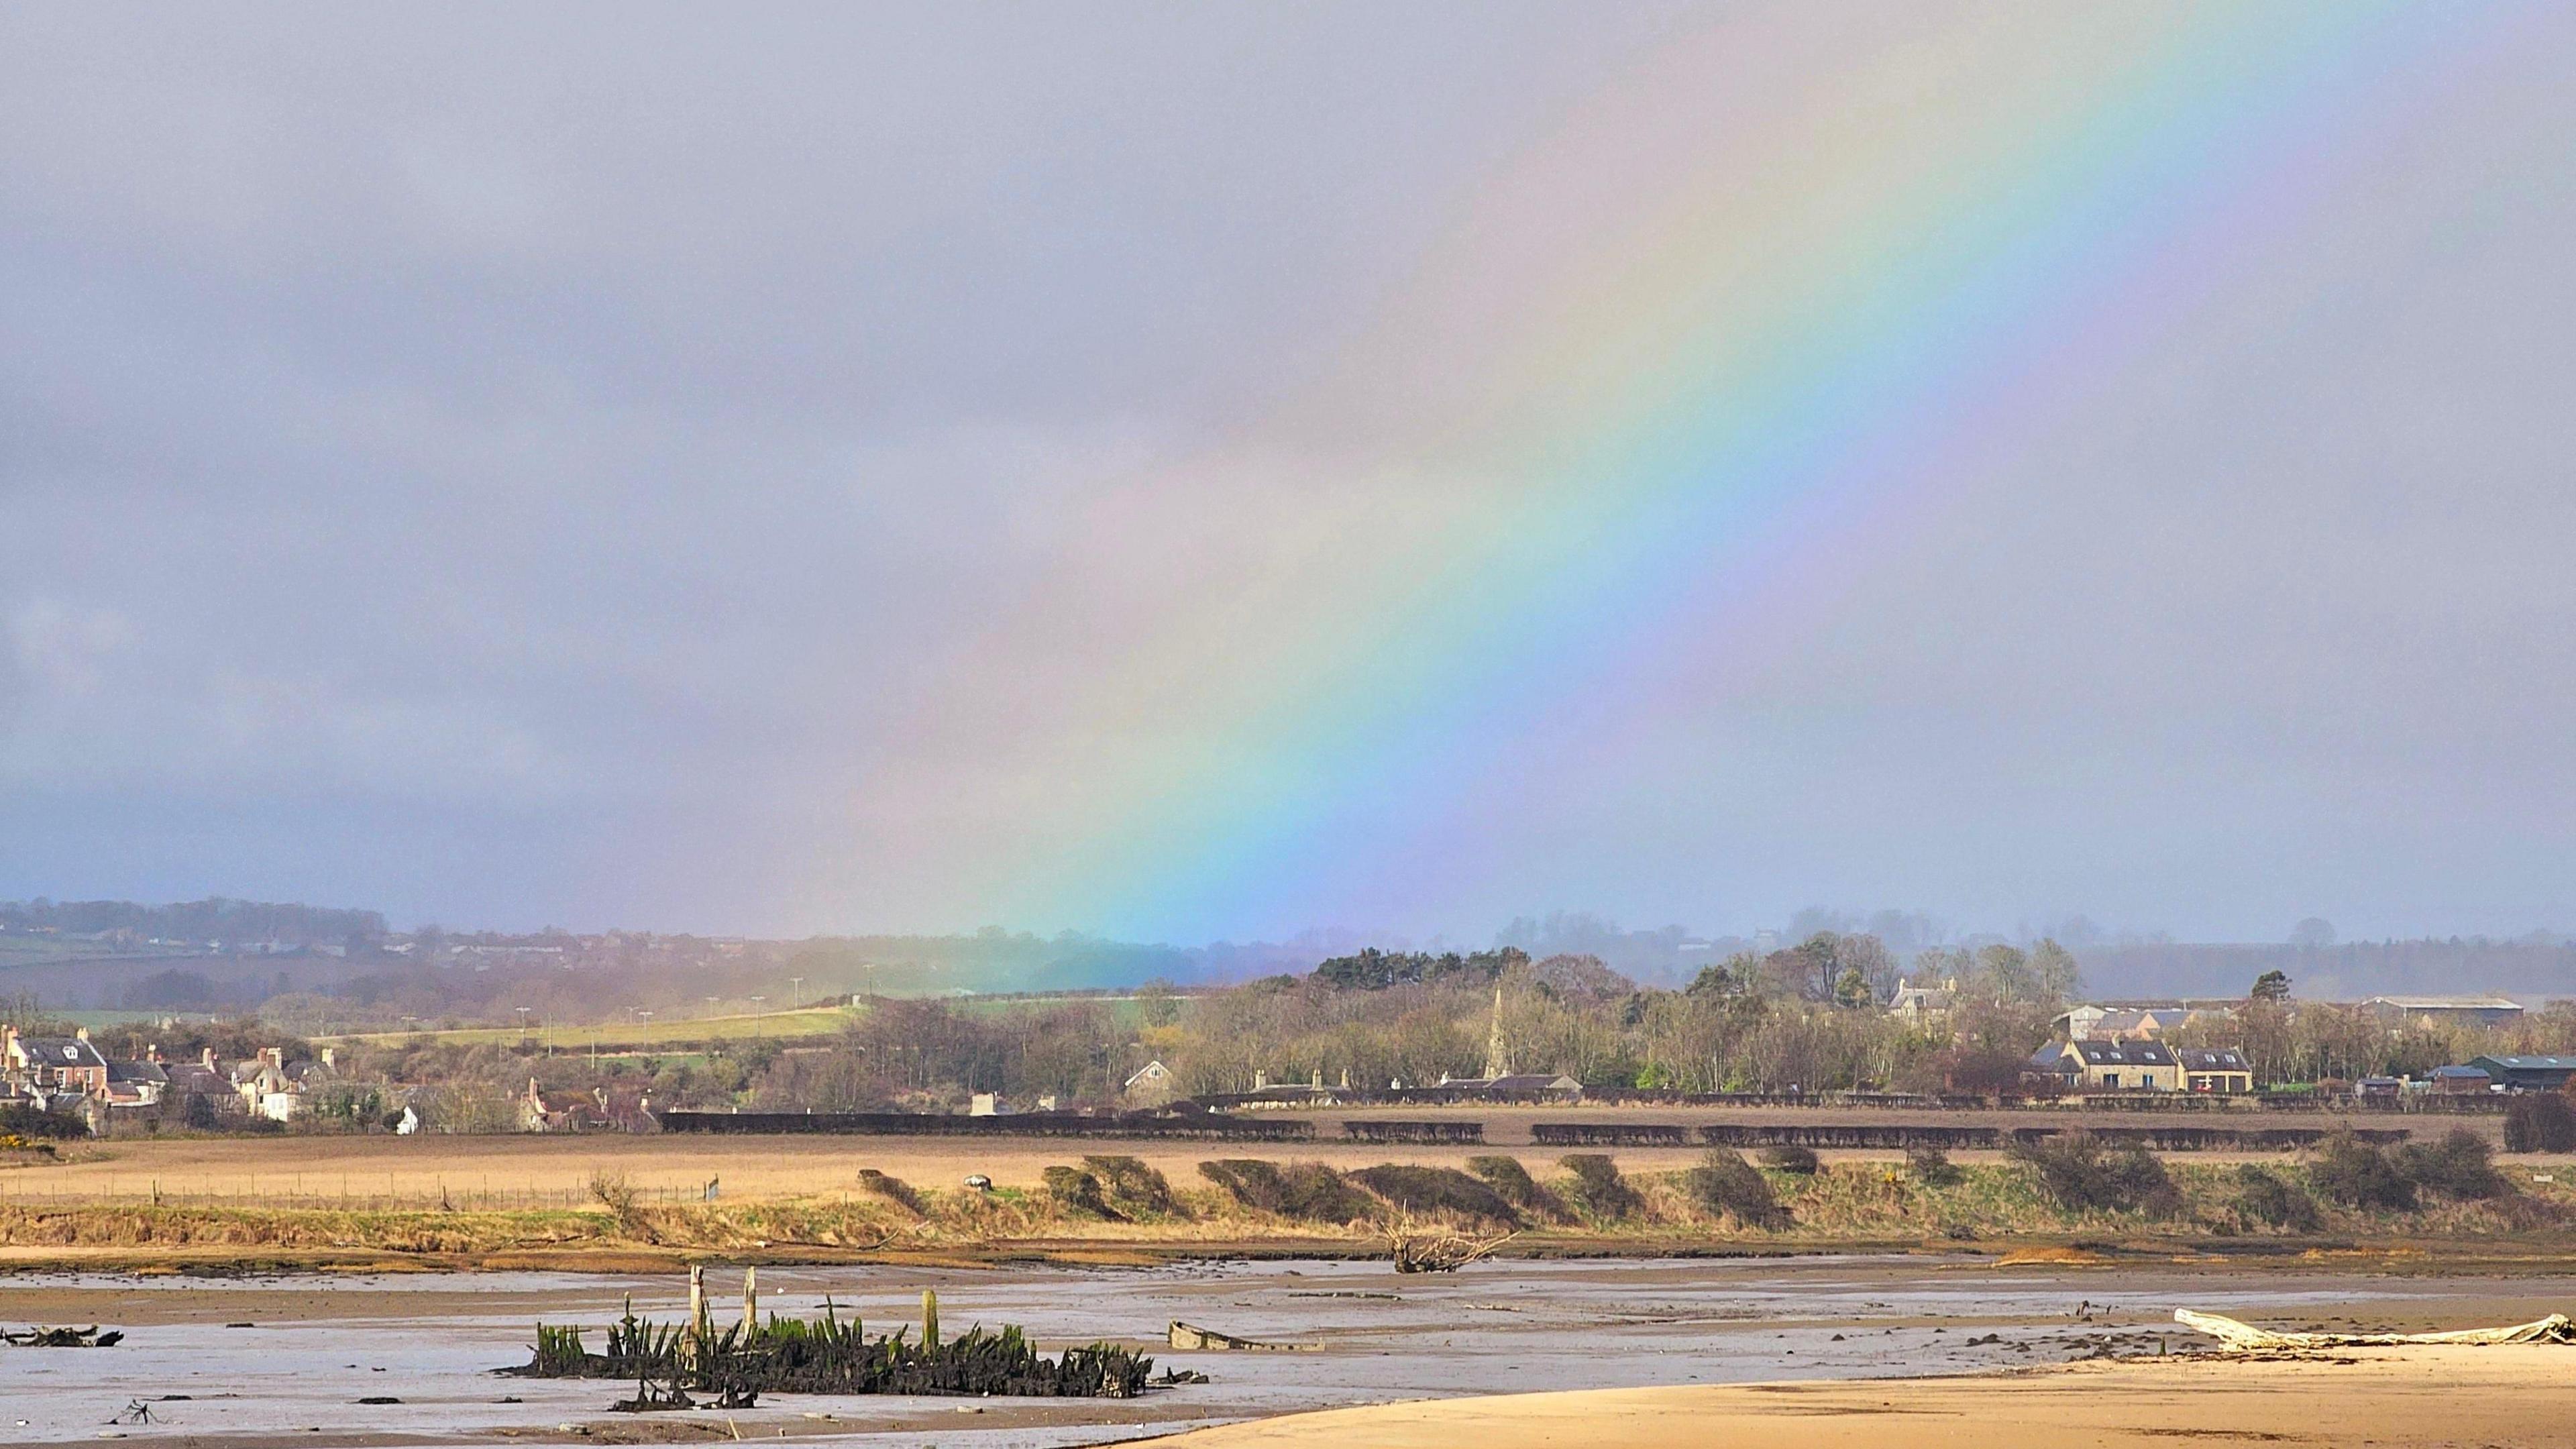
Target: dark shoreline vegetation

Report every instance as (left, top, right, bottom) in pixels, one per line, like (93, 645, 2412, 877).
(512, 1290, 1153, 1408)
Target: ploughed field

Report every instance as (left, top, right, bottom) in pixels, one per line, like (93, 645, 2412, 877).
(6, 1103, 2507, 1213)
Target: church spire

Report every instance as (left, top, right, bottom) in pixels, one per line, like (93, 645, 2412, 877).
(1483, 983, 1511, 1080)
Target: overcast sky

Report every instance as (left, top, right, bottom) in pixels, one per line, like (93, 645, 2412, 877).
(5, 3, 2573, 946)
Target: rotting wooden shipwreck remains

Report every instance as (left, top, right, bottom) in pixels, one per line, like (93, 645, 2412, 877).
(3, 1325, 122, 1347)
(508, 1267, 1153, 1410)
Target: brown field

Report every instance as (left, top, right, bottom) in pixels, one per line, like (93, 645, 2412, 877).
(8, 1130, 1721, 1210)
(0, 1099, 2521, 1211)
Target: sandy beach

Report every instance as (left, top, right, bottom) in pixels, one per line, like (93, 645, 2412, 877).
(1142, 1343, 2576, 1448)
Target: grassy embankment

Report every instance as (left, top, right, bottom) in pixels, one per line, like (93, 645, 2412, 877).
(0, 1146, 2569, 1269)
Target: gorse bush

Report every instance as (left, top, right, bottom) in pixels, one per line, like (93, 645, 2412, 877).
(1079, 1156, 1173, 1216)
(2229, 1165, 2322, 1232)
(2006, 1132, 2180, 1217)
(855, 1169, 923, 1216)
(2310, 1132, 2417, 1210)
(1907, 1147, 1964, 1187)
(1556, 1155, 1642, 1221)
(1684, 1149, 1786, 1228)
(1760, 1144, 1821, 1175)
(2505, 1095, 2576, 1154)
(1197, 1160, 1375, 1223)
(2394, 1128, 2510, 1201)
(1346, 1165, 1520, 1227)
(1466, 1155, 1570, 1223)
(1041, 1165, 1116, 1220)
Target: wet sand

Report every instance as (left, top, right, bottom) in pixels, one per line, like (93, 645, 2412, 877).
(1140, 1344, 2576, 1448)
(3, 1255, 2573, 1446)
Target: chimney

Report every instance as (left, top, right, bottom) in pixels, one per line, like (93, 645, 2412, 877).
(146, 1042, 162, 1064)
(202, 1046, 218, 1071)
(73, 1026, 89, 1043)
(320, 1046, 336, 1070)
(260, 1046, 283, 1071)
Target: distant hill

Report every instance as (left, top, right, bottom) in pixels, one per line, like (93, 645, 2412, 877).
(2074, 939, 2576, 1003)
(0, 896, 385, 948)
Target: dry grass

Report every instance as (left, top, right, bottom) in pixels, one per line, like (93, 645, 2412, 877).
(5, 1138, 2573, 1267)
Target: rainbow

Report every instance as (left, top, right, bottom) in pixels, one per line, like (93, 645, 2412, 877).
(826, 2, 2530, 942)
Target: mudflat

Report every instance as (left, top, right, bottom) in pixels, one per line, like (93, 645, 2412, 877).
(1142, 1343, 2576, 1448)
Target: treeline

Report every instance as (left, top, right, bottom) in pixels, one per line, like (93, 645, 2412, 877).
(0, 897, 386, 946)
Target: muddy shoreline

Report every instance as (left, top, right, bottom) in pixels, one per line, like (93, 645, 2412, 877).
(4, 1254, 2575, 1446)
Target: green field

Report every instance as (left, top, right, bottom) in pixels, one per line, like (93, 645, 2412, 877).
(319, 1003, 863, 1051)
(311, 990, 1163, 1053)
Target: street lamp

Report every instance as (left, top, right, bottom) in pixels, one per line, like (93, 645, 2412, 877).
(790, 977, 804, 1010)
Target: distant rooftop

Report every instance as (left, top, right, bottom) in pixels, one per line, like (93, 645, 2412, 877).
(2364, 995, 2522, 1010)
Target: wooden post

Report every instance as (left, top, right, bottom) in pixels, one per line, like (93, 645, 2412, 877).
(921, 1289, 939, 1348)
(686, 1265, 708, 1368)
(741, 1267, 758, 1336)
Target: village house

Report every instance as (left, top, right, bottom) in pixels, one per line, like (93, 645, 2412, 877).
(101, 1057, 168, 1108)
(2174, 1047, 2254, 1093)
(2054, 1038, 2182, 1091)
(1888, 977, 1956, 1026)
(2, 1026, 111, 1105)
(2053, 1004, 2200, 1042)
(520, 1077, 610, 1132)
(229, 1046, 311, 1122)
(517, 1079, 653, 1133)
(1122, 1059, 1175, 1108)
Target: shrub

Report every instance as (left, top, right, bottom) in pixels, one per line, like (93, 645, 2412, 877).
(1907, 1147, 1963, 1187)
(0, 1104, 85, 1140)
(1683, 1149, 1786, 1228)
(1556, 1155, 1642, 1221)
(587, 1169, 640, 1217)
(2230, 1165, 2322, 1232)
(1346, 1165, 1519, 1227)
(855, 1169, 923, 1215)
(1466, 1155, 1570, 1222)
(2395, 1128, 2510, 1201)
(2007, 1132, 2181, 1217)
(1042, 1165, 1118, 1219)
(1760, 1144, 1820, 1175)
(1197, 1160, 1375, 1223)
(2310, 1132, 2416, 1210)
(1080, 1156, 1173, 1215)
(2505, 1095, 2576, 1153)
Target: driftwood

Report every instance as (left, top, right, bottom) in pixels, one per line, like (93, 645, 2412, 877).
(1385, 1213, 1514, 1274)
(2177, 1309, 2576, 1351)
(1167, 1321, 1318, 1352)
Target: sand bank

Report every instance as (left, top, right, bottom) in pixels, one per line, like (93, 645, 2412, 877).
(1141, 1343, 2576, 1448)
